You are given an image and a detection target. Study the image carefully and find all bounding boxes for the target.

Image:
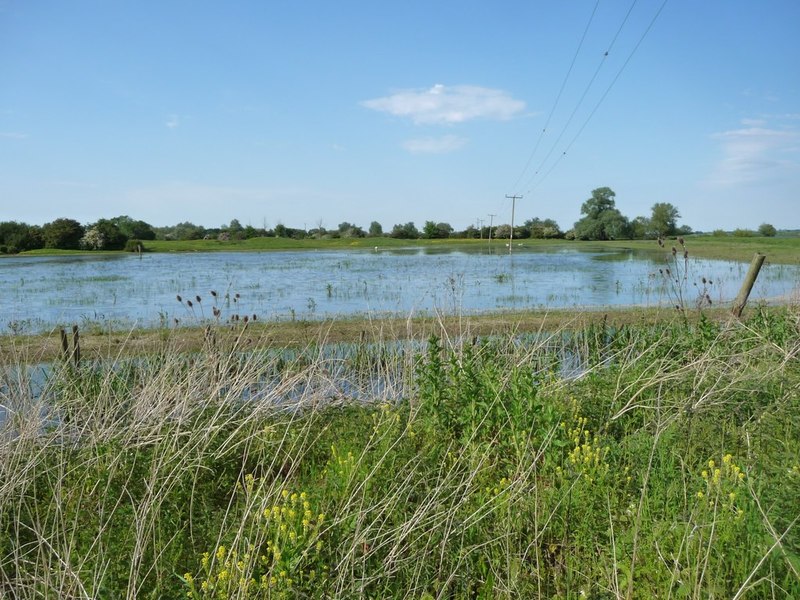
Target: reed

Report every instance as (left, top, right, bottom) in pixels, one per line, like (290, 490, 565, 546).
(0, 305, 798, 598)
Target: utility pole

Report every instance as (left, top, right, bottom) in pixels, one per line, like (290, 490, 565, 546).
(505, 195, 522, 255)
(477, 218, 484, 240)
(488, 214, 496, 246)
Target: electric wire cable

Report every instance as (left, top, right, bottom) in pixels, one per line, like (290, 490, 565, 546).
(520, 0, 640, 195)
(510, 0, 601, 195)
(526, 0, 669, 194)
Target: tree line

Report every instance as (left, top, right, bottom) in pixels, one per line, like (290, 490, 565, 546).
(0, 187, 778, 254)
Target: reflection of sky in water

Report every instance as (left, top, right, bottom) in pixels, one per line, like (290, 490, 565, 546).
(3, 247, 799, 332)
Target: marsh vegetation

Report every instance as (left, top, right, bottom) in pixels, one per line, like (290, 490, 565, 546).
(4, 245, 799, 335)
(1, 305, 799, 598)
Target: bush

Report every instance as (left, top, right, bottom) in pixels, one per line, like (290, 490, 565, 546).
(733, 228, 756, 237)
(758, 223, 777, 237)
(124, 239, 147, 252)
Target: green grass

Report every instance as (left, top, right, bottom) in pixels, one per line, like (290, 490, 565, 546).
(14, 234, 800, 265)
(143, 236, 478, 253)
(1, 306, 799, 598)
(0, 306, 734, 365)
(138, 234, 800, 265)
(589, 235, 800, 264)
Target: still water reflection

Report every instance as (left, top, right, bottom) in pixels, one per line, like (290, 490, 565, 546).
(3, 246, 798, 333)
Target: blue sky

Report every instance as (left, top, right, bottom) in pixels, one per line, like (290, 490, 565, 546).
(1, 1, 798, 233)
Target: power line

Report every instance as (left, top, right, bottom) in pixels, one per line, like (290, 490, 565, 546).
(520, 0, 641, 195)
(510, 0, 601, 195)
(526, 0, 670, 194)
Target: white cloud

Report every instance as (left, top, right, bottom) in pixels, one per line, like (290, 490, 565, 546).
(362, 84, 525, 125)
(165, 115, 180, 129)
(402, 135, 468, 154)
(705, 120, 799, 187)
(0, 131, 28, 139)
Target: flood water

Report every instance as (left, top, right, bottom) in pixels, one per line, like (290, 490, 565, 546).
(3, 246, 799, 333)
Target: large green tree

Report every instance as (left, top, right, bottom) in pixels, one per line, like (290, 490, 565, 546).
(172, 222, 206, 240)
(338, 222, 366, 238)
(390, 222, 420, 239)
(368, 221, 383, 237)
(42, 218, 85, 249)
(0, 221, 43, 253)
(86, 218, 128, 250)
(649, 202, 681, 237)
(111, 215, 156, 240)
(573, 187, 631, 240)
(524, 217, 562, 239)
(422, 221, 453, 239)
(758, 223, 777, 237)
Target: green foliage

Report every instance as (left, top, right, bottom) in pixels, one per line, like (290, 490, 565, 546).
(630, 215, 650, 239)
(574, 187, 632, 240)
(422, 220, 453, 239)
(649, 202, 681, 237)
(111, 215, 156, 240)
(124, 239, 147, 252)
(157, 221, 207, 240)
(524, 217, 563, 239)
(83, 218, 128, 250)
(184, 484, 328, 598)
(390, 221, 420, 239)
(336, 222, 366, 238)
(733, 228, 756, 237)
(0, 221, 43, 253)
(41, 217, 85, 249)
(3, 309, 800, 598)
(759, 222, 777, 237)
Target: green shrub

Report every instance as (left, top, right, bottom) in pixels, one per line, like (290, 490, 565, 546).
(3, 310, 799, 598)
(124, 239, 147, 252)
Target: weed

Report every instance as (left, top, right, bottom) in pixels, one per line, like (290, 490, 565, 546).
(1, 308, 799, 597)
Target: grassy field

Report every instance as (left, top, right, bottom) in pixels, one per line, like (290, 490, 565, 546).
(140, 235, 800, 264)
(0, 306, 741, 366)
(16, 235, 800, 265)
(1, 305, 799, 598)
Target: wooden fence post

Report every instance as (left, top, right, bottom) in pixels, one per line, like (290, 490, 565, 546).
(59, 328, 70, 361)
(731, 253, 766, 318)
(71, 325, 81, 367)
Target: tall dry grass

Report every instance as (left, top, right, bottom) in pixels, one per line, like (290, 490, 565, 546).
(0, 305, 798, 598)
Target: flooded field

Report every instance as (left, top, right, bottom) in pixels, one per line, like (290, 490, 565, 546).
(3, 246, 799, 333)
